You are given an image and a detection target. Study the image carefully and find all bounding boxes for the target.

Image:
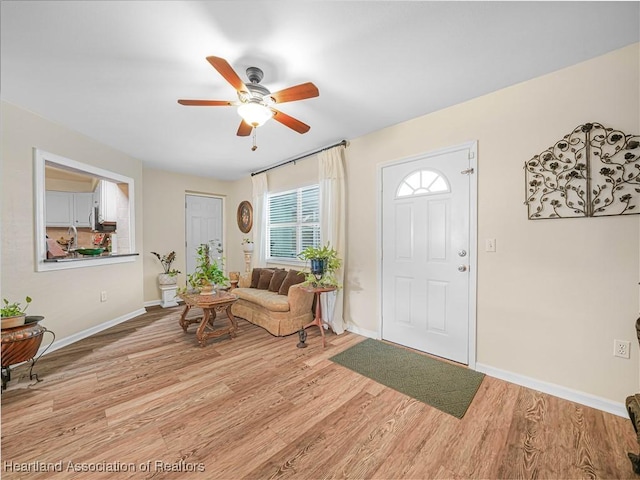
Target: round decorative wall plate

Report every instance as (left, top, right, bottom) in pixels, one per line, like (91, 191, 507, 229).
(237, 201, 253, 233)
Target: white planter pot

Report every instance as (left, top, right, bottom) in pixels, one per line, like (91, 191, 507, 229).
(243, 243, 254, 253)
(158, 273, 178, 285)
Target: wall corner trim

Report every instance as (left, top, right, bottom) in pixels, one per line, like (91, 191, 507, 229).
(476, 363, 628, 418)
(345, 324, 380, 340)
(37, 308, 147, 357)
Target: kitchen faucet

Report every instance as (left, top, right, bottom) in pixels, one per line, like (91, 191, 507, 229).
(67, 224, 78, 252)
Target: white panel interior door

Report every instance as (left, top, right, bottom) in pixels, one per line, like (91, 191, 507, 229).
(382, 148, 472, 364)
(185, 195, 223, 277)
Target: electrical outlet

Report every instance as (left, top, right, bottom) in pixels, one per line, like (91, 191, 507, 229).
(614, 339, 630, 359)
(100, 291, 107, 302)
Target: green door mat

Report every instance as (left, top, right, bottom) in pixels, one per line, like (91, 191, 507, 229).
(329, 338, 484, 418)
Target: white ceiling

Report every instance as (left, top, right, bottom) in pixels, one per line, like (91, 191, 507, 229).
(1, 1, 638, 180)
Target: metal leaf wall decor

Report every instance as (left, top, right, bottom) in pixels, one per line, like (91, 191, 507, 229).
(524, 122, 639, 219)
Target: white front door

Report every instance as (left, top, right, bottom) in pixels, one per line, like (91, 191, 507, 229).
(381, 146, 474, 364)
(185, 195, 223, 277)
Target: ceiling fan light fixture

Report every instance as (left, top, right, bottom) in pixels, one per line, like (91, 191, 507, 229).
(237, 100, 273, 127)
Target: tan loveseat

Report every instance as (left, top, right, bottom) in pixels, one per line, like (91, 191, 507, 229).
(230, 271, 314, 336)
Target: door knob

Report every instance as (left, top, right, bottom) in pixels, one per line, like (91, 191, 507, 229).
(457, 265, 467, 272)
(458, 249, 467, 257)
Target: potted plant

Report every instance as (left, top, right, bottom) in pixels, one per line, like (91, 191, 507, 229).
(151, 251, 181, 285)
(298, 243, 342, 288)
(1, 296, 32, 329)
(187, 243, 229, 295)
(242, 238, 254, 253)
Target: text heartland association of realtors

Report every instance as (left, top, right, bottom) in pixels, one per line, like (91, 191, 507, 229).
(3, 460, 206, 473)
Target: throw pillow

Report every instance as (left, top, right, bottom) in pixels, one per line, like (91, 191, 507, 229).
(250, 268, 263, 288)
(278, 269, 306, 296)
(268, 269, 288, 293)
(257, 269, 275, 290)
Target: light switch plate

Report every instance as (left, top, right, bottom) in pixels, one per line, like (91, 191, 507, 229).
(485, 238, 496, 252)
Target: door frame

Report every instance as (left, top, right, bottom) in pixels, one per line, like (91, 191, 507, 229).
(376, 141, 478, 369)
(184, 192, 226, 277)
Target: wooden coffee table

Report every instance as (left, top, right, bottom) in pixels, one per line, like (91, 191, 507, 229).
(178, 291, 238, 347)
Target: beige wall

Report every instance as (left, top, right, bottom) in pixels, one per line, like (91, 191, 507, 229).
(141, 169, 261, 301)
(142, 168, 239, 302)
(45, 177, 94, 192)
(343, 43, 639, 402)
(220, 160, 320, 275)
(226, 175, 253, 274)
(1, 101, 144, 341)
(265, 157, 319, 194)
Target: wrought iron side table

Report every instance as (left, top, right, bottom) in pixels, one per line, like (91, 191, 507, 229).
(1, 317, 55, 390)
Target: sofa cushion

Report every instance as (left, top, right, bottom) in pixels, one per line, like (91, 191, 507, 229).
(257, 269, 274, 289)
(279, 269, 306, 295)
(268, 269, 288, 293)
(233, 288, 290, 312)
(250, 268, 264, 288)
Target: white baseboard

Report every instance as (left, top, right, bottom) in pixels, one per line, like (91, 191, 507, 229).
(346, 324, 379, 339)
(475, 363, 628, 418)
(37, 308, 147, 357)
(144, 299, 183, 308)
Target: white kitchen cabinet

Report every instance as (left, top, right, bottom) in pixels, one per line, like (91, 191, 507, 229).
(96, 180, 119, 222)
(73, 193, 94, 227)
(45, 191, 73, 226)
(46, 191, 95, 228)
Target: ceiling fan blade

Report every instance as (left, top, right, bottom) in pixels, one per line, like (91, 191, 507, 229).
(271, 108, 311, 134)
(177, 99, 233, 106)
(206, 56, 248, 93)
(237, 120, 253, 137)
(270, 82, 319, 104)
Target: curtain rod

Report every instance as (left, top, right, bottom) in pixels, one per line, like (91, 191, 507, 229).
(250, 139, 348, 177)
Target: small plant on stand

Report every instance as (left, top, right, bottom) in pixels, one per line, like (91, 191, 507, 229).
(298, 243, 342, 288)
(151, 251, 181, 285)
(1, 296, 32, 328)
(242, 238, 254, 252)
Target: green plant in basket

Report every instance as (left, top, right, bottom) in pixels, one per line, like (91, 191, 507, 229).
(298, 243, 342, 288)
(1, 296, 32, 318)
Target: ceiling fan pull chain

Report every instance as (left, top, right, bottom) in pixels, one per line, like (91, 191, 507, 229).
(251, 128, 258, 151)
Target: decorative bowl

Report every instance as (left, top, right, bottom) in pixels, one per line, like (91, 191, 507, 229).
(25, 315, 44, 325)
(75, 248, 105, 256)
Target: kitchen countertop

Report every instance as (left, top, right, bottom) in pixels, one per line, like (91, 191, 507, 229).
(44, 253, 139, 263)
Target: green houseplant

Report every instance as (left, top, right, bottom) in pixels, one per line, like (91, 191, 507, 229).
(151, 251, 181, 285)
(187, 243, 228, 294)
(298, 243, 342, 288)
(1, 296, 32, 328)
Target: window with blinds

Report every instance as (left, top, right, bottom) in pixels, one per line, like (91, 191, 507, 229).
(267, 185, 320, 261)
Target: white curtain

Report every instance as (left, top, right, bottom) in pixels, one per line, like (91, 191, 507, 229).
(251, 173, 268, 268)
(319, 145, 347, 334)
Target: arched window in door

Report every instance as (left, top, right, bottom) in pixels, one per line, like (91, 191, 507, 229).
(396, 169, 450, 198)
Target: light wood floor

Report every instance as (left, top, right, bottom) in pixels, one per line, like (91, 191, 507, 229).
(1, 306, 637, 479)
